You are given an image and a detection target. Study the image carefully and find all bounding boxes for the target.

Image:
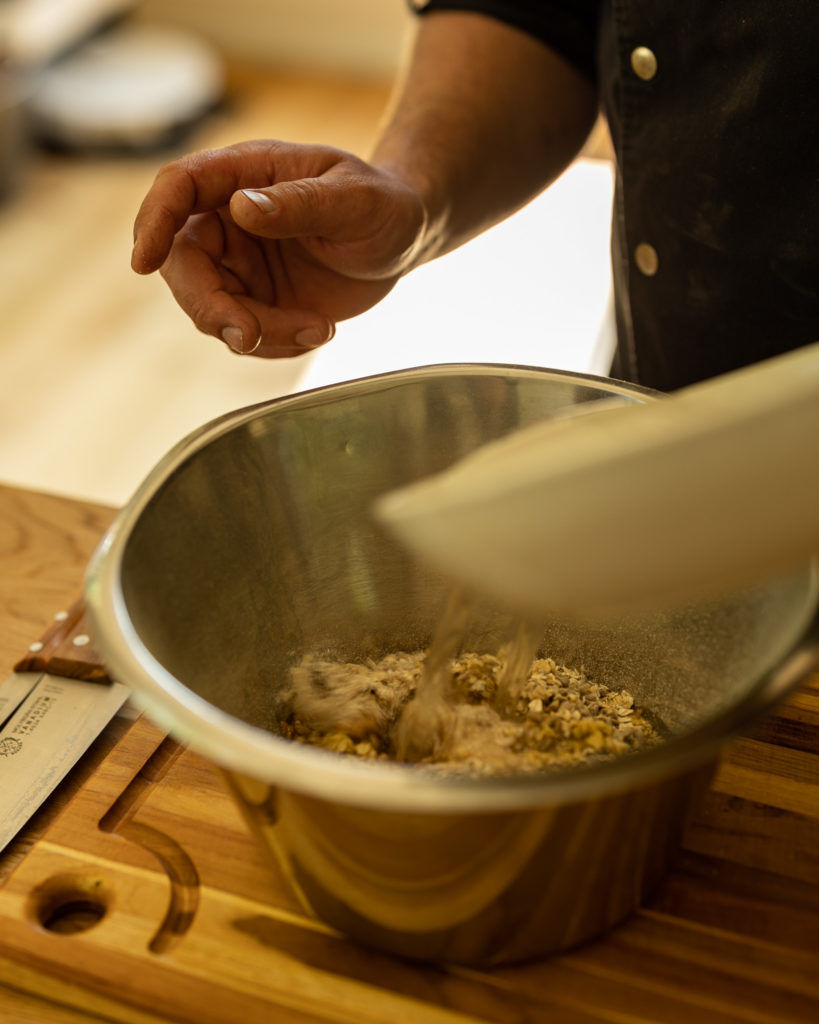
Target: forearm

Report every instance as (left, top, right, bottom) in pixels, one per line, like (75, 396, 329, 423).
(370, 10, 599, 268)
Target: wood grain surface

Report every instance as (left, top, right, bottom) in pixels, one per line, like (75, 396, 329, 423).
(0, 481, 818, 1024)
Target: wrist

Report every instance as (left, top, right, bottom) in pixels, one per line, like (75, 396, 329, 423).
(370, 151, 450, 272)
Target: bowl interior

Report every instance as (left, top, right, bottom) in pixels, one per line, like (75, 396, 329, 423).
(96, 365, 817, 793)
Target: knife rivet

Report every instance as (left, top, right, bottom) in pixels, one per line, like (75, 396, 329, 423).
(72, 634, 91, 648)
(54, 610, 69, 622)
(28, 641, 44, 653)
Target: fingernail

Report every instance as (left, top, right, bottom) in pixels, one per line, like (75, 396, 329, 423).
(294, 327, 325, 349)
(241, 189, 276, 213)
(222, 326, 248, 353)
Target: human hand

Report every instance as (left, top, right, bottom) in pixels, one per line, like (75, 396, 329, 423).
(131, 140, 428, 356)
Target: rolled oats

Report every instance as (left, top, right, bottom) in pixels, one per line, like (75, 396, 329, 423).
(282, 646, 662, 776)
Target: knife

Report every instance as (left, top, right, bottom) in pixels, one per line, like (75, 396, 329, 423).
(0, 601, 130, 853)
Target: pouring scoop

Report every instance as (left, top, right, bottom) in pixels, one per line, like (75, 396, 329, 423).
(375, 342, 819, 616)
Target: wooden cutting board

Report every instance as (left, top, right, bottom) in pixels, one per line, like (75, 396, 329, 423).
(1, 482, 818, 1024)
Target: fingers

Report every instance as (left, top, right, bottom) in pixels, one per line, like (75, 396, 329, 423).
(162, 260, 335, 357)
(132, 162, 201, 275)
(164, 268, 262, 355)
(132, 141, 347, 275)
(229, 173, 363, 242)
(156, 212, 259, 352)
(132, 147, 250, 274)
(239, 295, 336, 358)
(159, 213, 334, 356)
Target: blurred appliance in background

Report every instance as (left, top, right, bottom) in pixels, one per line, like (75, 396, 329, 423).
(0, 50, 26, 199)
(29, 21, 225, 151)
(1, 0, 224, 164)
(2, 0, 135, 65)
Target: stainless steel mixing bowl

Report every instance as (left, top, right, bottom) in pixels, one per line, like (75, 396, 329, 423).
(85, 364, 819, 965)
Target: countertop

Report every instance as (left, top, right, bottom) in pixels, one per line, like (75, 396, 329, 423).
(0, 481, 818, 1023)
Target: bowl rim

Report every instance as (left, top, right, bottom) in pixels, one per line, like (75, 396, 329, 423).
(85, 363, 819, 813)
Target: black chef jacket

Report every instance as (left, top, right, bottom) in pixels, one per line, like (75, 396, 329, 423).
(411, 1, 819, 391)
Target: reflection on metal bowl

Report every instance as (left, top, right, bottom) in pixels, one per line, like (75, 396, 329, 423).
(86, 364, 819, 965)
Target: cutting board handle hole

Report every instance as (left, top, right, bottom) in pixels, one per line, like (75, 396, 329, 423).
(30, 874, 111, 936)
(41, 898, 107, 935)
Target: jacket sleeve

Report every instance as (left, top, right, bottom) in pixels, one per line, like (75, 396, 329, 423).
(408, 1, 600, 81)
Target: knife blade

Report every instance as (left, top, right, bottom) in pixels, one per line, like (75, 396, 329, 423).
(0, 601, 130, 853)
(0, 672, 41, 729)
(0, 674, 129, 851)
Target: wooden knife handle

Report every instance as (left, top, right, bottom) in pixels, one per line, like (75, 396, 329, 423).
(13, 599, 111, 683)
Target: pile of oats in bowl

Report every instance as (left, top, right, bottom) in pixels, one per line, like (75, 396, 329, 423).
(279, 645, 662, 776)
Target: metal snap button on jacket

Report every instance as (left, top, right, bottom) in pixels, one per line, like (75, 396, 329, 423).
(635, 243, 659, 276)
(631, 46, 658, 81)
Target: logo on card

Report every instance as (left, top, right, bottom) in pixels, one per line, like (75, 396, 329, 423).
(0, 737, 23, 757)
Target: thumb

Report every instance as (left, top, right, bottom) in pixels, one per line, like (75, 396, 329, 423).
(229, 175, 358, 241)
